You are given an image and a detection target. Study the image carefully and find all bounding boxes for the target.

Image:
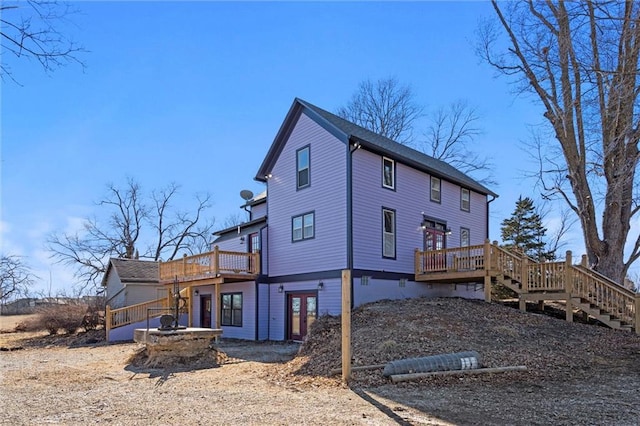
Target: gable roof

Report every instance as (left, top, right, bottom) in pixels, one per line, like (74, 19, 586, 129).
(101, 258, 159, 287)
(256, 98, 497, 197)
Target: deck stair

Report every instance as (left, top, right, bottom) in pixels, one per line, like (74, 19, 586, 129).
(415, 240, 640, 334)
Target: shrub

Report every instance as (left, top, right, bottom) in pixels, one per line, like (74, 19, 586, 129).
(34, 304, 89, 335)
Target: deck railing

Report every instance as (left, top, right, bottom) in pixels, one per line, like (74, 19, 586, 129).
(416, 241, 640, 331)
(570, 265, 637, 326)
(159, 246, 260, 282)
(105, 297, 170, 334)
(415, 244, 485, 274)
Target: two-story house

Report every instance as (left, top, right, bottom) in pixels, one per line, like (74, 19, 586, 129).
(188, 98, 497, 342)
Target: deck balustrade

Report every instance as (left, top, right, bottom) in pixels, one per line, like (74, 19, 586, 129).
(415, 240, 639, 333)
(159, 246, 260, 282)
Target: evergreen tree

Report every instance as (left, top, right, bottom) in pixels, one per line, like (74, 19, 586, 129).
(500, 196, 555, 261)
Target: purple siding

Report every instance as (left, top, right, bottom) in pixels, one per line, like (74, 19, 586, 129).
(267, 113, 347, 277)
(266, 279, 341, 341)
(189, 282, 256, 340)
(251, 202, 267, 220)
(257, 283, 269, 340)
(352, 149, 488, 273)
(353, 278, 484, 307)
(215, 236, 245, 253)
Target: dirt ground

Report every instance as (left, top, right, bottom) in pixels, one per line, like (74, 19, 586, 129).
(2, 298, 640, 425)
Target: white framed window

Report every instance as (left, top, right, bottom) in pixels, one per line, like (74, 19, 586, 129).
(430, 176, 441, 203)
(382, 157, 395, 189)
(292, 212, 314, 242)
(296, 146, 310, 189)
(461, 188, 470, 212)
(382, 208, 396, 259)
(461, 227, 470, 247)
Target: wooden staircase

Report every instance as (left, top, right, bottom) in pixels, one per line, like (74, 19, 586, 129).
(416, 241, 640, 333)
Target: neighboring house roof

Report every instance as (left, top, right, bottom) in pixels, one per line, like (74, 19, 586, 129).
(212, 216, 268, 244)
(100, 258, 159, 287)
(255, 98, 497, 197)
(242, 190, 266, 208)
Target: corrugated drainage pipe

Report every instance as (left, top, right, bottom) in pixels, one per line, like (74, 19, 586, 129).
(382, 351, 481, 377)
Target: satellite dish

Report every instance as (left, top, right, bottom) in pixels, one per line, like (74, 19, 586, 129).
(240, 189, 254, 201)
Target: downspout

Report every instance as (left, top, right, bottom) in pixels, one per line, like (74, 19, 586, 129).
(486, 194, 497, 240)
(347, 140, 360, 308)
(254, 280, 259, 341)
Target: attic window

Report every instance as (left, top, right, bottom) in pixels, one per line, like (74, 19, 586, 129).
(297, 146, 310, 190)
(382, 157, 395, 190)
(430, 177, 441, 203)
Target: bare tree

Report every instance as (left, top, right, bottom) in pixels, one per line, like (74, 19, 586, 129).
(1, 1, 86, 82)
(479, 1, 640, 283)
(337, 77, 422, 143)
(420, 100, 495, 185)
(48, 178, 216, 290)
(0, 255, 37, 303)
(338, 77, 494, 184)
(222, 213, 246, 229)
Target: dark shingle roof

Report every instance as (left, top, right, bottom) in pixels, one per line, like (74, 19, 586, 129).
(108, 258, 159, 284)
(256, 98, 496, 197)
(296, 98, 496, 196)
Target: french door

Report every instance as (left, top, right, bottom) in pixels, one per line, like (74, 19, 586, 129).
(287, 292, 317, 341)
(424, 228, 447, 271)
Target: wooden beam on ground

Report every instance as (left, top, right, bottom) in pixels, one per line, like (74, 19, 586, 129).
(330, 364, 386, 376)
(390, 365, 528, 383)
(341, 269, 351, 384)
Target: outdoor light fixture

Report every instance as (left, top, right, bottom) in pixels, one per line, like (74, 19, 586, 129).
(445, 228, 452, 235)
(194, 289, 199, 296)
(278, 285, 284, 293)
(318, 281, 324, 291)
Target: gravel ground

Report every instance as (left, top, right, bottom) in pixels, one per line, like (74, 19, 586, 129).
(2, 298, 640, 425)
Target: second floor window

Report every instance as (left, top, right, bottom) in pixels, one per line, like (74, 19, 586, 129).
(461, 227, 470, 247)
(292, 212, 314, 242)
(382, 157, 395, 189)
(382, 208, 396, 258)
(461, 188, 470, 212)
(430, 177, 441, 203)
(297, 146, 310, 189)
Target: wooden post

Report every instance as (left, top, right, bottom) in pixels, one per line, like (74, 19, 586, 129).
(519, 255, 528, 312)
(581, 254, 588, 268)
(105, 305, 111, 341)
(188, 286, 193, 327)
(213, 245, 220, 276)
(484, 239, 492, 303)
(565, 251, 573, 323)
(182, 253, 187, 277)
(341, 269, 352, 384)
(414, 248, 420, 275)
(215, 282, 221, 330)
(635, 293, 640, 335)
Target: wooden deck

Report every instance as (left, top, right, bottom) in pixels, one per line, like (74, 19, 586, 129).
(159, 246, 260, 285)
(415, 240, 640, 333)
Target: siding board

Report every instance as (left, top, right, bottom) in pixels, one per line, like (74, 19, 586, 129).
(267, 113, 347, 277)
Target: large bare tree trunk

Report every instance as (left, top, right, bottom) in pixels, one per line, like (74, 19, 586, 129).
(480, 0, 640, 284)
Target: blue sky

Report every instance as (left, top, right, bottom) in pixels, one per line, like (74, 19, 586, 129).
(2, 1, 602, 295)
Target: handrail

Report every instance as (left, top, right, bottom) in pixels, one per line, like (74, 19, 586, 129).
(106, 297, 170, 332)
(414, 242, 638, 331)
(159, 246, 260, 282)
(570, 265, 636, 325)
(415, 244, 485, 274)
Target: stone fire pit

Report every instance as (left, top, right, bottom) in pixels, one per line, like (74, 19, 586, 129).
(132, 328, 224, 368)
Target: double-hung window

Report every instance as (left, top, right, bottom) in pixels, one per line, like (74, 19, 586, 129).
(221, 293, 242, 327)
(460, 228, 470, 247)
(430, 177, 441, 203)
(461, 188, 470, 212)
(292, 212, 314, 242)
(382, 157, 395, 189)
(296, 146, 310, 189)
(382, 208, 396, 259)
